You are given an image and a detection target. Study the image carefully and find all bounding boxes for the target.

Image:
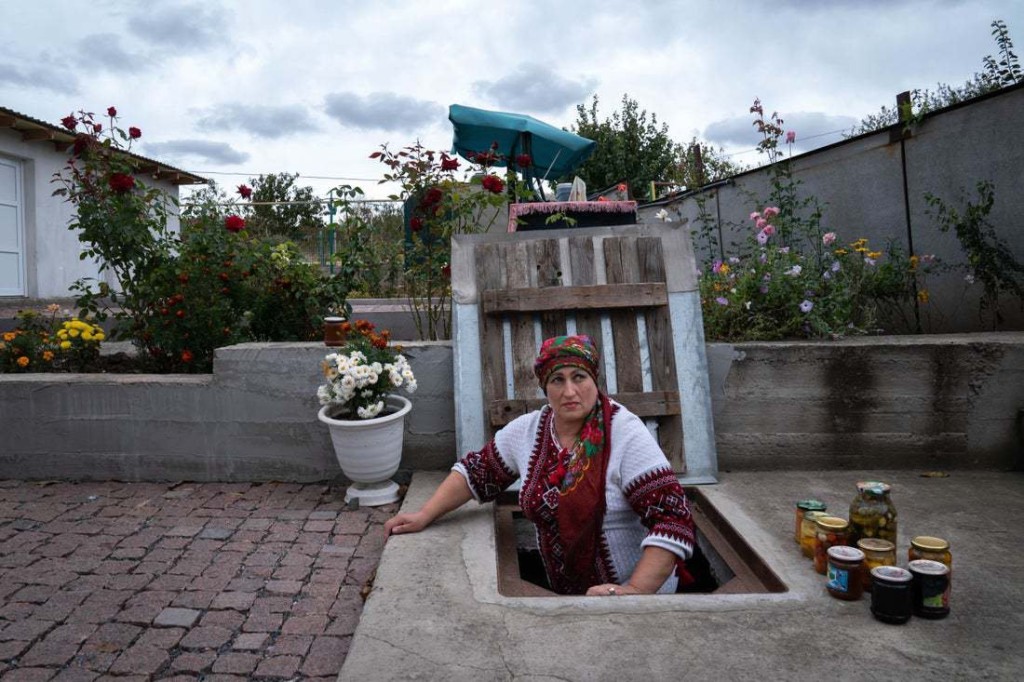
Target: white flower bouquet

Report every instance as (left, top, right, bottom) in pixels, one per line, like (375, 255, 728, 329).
(317, 320, 417, 420)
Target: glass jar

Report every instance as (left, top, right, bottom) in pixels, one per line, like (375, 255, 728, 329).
(909, 536, 952, 568)
(800, 511, 828, 559)
(908, 559, 951, 619)
(794, 500, 827, 544)
(857, 538, 896, 592)
(870, 565, 913, 624)
(813, 516, 850, 575)
(848, 481, 897, 545)
(324, 317, 348, 347)
(826, 545, 865, 601)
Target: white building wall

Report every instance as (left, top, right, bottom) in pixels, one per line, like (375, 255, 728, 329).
(0, 128, 183, 299)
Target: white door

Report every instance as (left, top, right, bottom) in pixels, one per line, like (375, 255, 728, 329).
(0, 157, 26, 296)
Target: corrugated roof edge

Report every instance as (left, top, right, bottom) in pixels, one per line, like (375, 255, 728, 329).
(0, 105, 207, 185)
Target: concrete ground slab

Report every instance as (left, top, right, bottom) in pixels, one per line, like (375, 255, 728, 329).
(342, 470, 1024, 681)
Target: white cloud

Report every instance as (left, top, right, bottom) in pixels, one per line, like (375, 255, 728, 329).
(323, 92, 445, 133)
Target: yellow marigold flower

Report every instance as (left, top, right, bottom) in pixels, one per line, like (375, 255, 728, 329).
(16, 356, 29, 367)
(42, 350, 54, 361)
(57, 329, 68, 339)
(82, 331, 93, 342)
(2, 332, 14, 342)
(917, 289, 930, 303)
(94, 332, 105, 341)
(68, 329, 80, 338)
(834, 248, 848, 256)
(852, 238, 868, 246)
(868, 251, 882, 259)
(854, 247, 868, 253)
(60, 341, 72, 350)
(909, 255, 919, 270)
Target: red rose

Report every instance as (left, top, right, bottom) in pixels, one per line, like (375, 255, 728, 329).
(128, 127, 141, 139)
(176, 310, 185, 318)
(441, 156, 459, 171)
(93, 123, 102, 133)
(107, 106, 117, 117)
(420, 187, 443, 208)
(72, 134, 91, 157)
(236, 184, 252, 199)
(224, 215, 246, 232)
(177, 273, 189, 283)
(181, 350, 193, 363)
(410, 217, 424, 232)
(218, 272, 229, 281)
(108, 173, 135, 193)
(61, 115, 77, 131)
(442, 264, 451, 279)
(515, 154, 532, 168)
(481, 174, 504, 194)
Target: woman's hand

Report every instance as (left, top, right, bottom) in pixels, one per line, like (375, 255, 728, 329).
(383, 511, 431, 539)
(585, 582, 645, 597)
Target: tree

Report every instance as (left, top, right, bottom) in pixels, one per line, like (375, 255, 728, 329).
(670, 138, 744, 192)
(566, 94, 679, 198)
(242, 173, 323, 241)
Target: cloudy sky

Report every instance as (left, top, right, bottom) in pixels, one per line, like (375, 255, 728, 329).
(2, 0, 1022, 201)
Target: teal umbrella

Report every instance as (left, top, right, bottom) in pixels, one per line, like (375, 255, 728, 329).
(448, 104, 596, 184)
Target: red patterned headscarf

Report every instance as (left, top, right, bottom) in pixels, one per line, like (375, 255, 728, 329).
(533, 335, 600, 388)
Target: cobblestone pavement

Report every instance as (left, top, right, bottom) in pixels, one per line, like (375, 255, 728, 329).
(0, 480, 398, 681)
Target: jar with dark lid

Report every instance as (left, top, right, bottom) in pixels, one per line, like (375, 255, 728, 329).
(795, 500, 827, 544)
(814, 516, 849, 575)
(857, 538, 896, 592)
(870, 565, 913, 624)
(909, 559, 951, 619)
(800, 511, 827, 559)
(826, 545, 865, 601)
(849, 481, 897, 545)
(324, 317, 348, 347)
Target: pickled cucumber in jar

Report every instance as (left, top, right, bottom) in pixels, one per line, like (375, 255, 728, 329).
(849, 481, 897, 545)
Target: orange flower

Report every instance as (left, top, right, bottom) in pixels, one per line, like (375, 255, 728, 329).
(917, 289, 930, 304)
(42, 350, 55, 362)
(16, 356, 29, 367)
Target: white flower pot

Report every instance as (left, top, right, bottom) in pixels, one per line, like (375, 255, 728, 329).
(317, 395, 412, 506)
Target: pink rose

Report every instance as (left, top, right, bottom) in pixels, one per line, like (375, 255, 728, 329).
(785, 131, 796, 144)
(822, 232, 837, 247)
(762, 206, 780, 218)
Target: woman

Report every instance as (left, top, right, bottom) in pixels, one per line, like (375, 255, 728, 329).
(384, 335, 695, 596)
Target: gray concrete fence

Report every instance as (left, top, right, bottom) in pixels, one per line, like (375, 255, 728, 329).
(1, 333, 1021, 481)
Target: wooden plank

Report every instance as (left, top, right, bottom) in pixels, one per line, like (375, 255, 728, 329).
(507, 241, 538, 399)
(476, 242, 508, 441)
(482, 283, 667, 314)
(21, 129, 54, 142)
(489, 391, 681, 426)
(0, 115, 17, 127)
(637, 237, 684, 471)
(568, 236, 607, 394)
(532, 239, 566, 340)
(603, 237, 643, 392)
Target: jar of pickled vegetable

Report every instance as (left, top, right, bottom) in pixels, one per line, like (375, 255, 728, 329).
(800, 511, 828, 559)
(849, 481, 897, 545)
(794, 500, 827, 544)
(857, 538, 896, 592)
(813, 516, 849, 575)
(909, 536, 952, 568)
(826, 545, 865, 601)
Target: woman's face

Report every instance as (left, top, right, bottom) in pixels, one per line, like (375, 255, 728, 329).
(545, 366, 598, 426)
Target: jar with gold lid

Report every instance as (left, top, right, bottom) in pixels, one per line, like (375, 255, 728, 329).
(794, 500, 827, 544)
(857, 538, 896, 591)
(800, 511, 828, 559)
(814, 516, 849, 575)
(909, 536, 952, 568)
(849, 480, 897, 545)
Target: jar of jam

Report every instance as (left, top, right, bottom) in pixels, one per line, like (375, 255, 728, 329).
(324, 316, 348, 347)
(849, 481, 897, 545)
(908, 559, 950, 619)
(800, 511, 828, 559)
(794, 500, 827, 544)
(870, 565, 913, 624)
(857, 538, 896, 592)
(909, 536, 952, 568)
(826, 545, 865, 601)
(813, 516, 849, 575)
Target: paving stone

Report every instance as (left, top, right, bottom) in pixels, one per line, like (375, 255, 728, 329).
(44, 623, 97, 644)
(271, 565, 310, 581)
(9, 585, 58, 604)
(85, 622, 142, 649)
(135, 626, 184, 649)
(241, 612, 283, 633)
(202, 675, 248, 682)
(1, 667, 56, 681)
(197, 527, 233, 540)
(0, 638, 32, 660)
(169, 650, 216, 673)
(264, 580, 302, 596)
(251, 597, 292, 613)
(208, 591, 257, 612)
(153, 607, 200, 628)
(281, 614, 328, 635)
(163, 525, 203, 538)
(302, 520, 334, 533)
(198, 610, 244, 630)
(211, 652, 259, 675)
(301, 636, 349, 677)
(19, 638, 82, 666)
(146, 574, 193, 592)
(49, 666, 100, 682)
(0, 619, 55, 641)
(230, 632, 268, 651)
(107, 644, 169, 675)
(267, 634, 312, 656)
(178, 625, 232, 650)
(170, 590, 216, 610)
(308, 511, 338, 520)
(253, 654, 301, 678)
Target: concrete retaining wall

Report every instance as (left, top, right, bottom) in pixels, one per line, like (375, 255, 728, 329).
(1, 334, 1021, 481)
